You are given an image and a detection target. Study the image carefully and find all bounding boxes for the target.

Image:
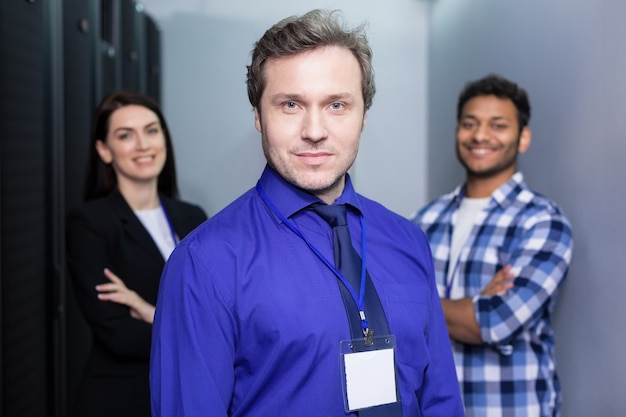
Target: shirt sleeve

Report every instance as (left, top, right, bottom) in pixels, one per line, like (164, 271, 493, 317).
(150, 239, 235, 416)
(419, 240, 465, 416)
(474, 209, 573, 345)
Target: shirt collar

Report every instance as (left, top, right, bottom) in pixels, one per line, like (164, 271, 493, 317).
(454, 171, 526, 209)
(257, 165, 362, 220)
(492, 171, 526, 208)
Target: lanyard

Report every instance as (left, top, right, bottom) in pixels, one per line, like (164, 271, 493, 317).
(256, 183, 369, 335)
(159, 196, 179, 247)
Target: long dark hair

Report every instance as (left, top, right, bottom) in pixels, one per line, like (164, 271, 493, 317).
(83, 90, 179, 201)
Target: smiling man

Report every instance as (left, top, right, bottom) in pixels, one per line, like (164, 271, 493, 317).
(412, 74, 573, 417)
(150, 9, 463, 417)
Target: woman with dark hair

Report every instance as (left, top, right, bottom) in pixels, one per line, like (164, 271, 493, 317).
(67, 90, 207, 417)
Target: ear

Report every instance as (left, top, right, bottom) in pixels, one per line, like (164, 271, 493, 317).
(95, 140, 113, 164)
(361, 113, 367, 132)
(517, 126, 532, 154)
(253, 108, 262, 133)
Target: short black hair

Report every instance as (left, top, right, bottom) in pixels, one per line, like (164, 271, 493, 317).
(457, 74, 531, 130)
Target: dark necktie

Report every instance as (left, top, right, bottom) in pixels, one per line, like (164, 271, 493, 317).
(310, 204, 391, 340)
(311, 204, 402, 417)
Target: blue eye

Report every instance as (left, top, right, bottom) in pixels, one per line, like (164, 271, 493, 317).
(330, 103, 344, 110)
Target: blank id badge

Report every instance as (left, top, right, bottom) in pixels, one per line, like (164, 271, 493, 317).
(339, 335, 400, 412)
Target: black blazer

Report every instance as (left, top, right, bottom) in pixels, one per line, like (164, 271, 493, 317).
(67, 190, 207, 417)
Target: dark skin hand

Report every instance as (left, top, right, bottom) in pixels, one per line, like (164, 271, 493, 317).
(440, 265, 514, 345)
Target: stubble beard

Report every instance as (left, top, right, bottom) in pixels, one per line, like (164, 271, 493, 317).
(456, 136, 520, 180)
(261, 132, 356, 197)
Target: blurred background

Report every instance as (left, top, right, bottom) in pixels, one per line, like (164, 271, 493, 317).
(0, 0, 624, 416)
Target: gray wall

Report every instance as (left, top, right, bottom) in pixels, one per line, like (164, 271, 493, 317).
(427, 1, 626, 415)
(142, 0, 430, 217)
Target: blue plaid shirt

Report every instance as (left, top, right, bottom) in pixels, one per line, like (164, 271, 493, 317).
(412, 172, 573, 417)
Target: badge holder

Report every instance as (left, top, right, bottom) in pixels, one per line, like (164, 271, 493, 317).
(339, 334, 400, 412)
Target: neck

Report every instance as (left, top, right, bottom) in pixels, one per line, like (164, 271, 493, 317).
(312, 175, 346, 205)
(117, 180, 160, 211)
(465, 170, 515, 198)
(316, 192, 341, 205)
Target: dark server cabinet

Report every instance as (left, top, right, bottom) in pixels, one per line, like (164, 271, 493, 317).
(100, 0, 158, 100)
(64, 0, 95, 209)
(0, 0, 161, 415)
(62, 1, 98, 415)
(0, 0, 60, 416)
(99, 0, 121, 101)
(120, 0, 144, 93)
(145, 14, 161, 103)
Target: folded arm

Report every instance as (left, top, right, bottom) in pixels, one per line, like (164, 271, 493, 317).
(441, 265, 514, 344)
(443, 213, 573, 346)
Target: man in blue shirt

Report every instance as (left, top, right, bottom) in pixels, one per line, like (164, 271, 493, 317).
(412, 74, 573, 417)
(150, 9, 463, 417)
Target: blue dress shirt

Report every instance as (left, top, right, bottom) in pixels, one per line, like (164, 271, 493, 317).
(150, 165, 463, 417)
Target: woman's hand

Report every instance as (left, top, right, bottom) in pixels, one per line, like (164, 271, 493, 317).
(96, 268, 156, 324)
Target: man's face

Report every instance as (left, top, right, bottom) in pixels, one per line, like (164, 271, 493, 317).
(254, 45, 366, 204)
(456, 95, 530, 181)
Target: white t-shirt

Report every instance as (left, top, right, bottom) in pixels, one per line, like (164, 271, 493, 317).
(446, 197, 490, 299)
(134, 207, 178, 260)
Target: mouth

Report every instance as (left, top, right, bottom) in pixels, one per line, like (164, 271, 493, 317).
(134, 155, 155, 164)
(295, 151, 333, 166)
(464, 145, 498, 157)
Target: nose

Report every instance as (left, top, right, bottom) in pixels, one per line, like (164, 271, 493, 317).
(135, 133, 150, 149)
(301, 109, 328, 142)
(472, 123, 490, 142)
